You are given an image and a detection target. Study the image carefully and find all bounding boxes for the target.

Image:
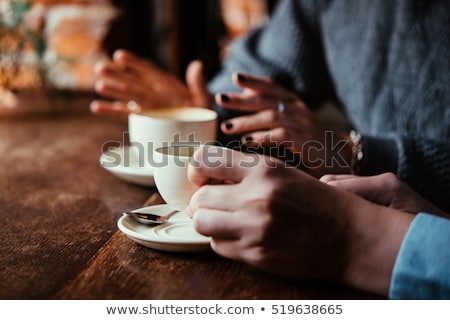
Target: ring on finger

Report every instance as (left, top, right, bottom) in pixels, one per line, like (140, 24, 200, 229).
(127, 100, 140, 111)
(277, 101, 286, 113)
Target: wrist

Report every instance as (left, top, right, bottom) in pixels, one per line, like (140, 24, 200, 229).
(341, 200, 414, 296)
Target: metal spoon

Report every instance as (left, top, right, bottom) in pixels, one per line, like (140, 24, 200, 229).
(123, 209, 177, 225)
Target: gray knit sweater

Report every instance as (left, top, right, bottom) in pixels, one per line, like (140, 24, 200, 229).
(209, 0, 450, 211)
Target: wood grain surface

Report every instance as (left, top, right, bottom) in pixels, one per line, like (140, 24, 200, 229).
(0, 109, 151, 299)
(0, 105, 376, 300)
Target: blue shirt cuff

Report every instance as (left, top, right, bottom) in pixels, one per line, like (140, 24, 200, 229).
(389, 213, 450, 299)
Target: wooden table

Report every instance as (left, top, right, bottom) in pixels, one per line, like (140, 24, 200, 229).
(0, 94, 375, 299)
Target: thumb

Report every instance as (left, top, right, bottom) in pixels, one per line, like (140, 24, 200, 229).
(320, 174, 392, 206)
(188, 146, 256, 187)
(186, 60, 212, 108)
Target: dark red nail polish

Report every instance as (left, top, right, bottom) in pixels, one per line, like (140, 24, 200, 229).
(221, 94, 230, 102)
(225, 122, 233, 130)
(244, 136, 253, 142)
(237, 74, 246, 82)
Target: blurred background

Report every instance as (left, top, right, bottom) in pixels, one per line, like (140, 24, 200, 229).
(0, 0, 279, 114)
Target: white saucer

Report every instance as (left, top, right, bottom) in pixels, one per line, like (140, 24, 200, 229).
(117, 204, 211, 252)
(100, 145, 154, 187)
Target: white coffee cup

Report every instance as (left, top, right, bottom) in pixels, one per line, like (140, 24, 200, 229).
(128, 107, 217, 167)
(152, 144, 199, 211)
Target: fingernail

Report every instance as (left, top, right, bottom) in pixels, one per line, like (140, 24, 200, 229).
(127, 100, 139, 111)
(93, 62, 104, 74)
(237, 73, 246, 82)
(225, 121, 233, 130)
(244, 136, 253, 143)
(221, 94, 230, 102)
(185, 205, 192, 217)
(89, 101, 99, 112)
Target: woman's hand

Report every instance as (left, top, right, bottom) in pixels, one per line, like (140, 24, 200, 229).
(90, 50, 212, 121)
(321, 173, 447, 216)
(186, 146, 413, 296)
(216, 73, 352, 176)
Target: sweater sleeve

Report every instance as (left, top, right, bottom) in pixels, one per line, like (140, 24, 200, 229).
(389, 213, 450, 299)
(360, 135, 450, 212)
(208, 0, 337, 147)
(208, 0, 336, 108)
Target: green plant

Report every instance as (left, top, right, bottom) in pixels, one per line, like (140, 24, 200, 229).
(0, 0, 46, 90)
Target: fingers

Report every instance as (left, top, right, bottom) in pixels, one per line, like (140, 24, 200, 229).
(90, 100, 132, 122)
(243, 127, 297, 150)
(232, 72, 293, 98)
(185, 60, 213, 108)
(220, 109, 305, 151)
(94, 61, 144, 101)
(94, 77, 140, 102)
(214, 72, 300, 112)
(94, 60, 151, 103)
(192, 208, 240, 239)
(113, 49, 167, 80)
(188, 184, 239, 215)
(188, 146, 257, 186)
(320, 174, 380, 193)
(221, 108, 288, 135)
(94, 60, 136, 82)
(216, 92, 280, 112)
(320, 174, 357, 183)
(210, 238, 248, 262)
(320, 173, 395, 205)
(93, 49, 200, 118)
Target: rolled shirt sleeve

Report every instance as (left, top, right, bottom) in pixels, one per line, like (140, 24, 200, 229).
(389, 213, 450, 299)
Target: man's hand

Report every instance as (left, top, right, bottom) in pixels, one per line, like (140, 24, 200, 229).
(186, 147, 413, 296)
(321, 173, 447, 216)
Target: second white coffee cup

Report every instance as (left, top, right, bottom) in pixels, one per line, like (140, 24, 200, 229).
(128, 107, 217, 167)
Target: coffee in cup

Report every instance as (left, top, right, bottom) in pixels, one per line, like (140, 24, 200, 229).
(152, 144, 199, 211)
(128, 107, 217, 167)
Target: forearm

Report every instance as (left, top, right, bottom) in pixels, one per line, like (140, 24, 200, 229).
(208, 0, 334, 108)
(336, 193, 414, 296)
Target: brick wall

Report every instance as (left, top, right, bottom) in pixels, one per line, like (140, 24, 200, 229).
(1, 0, 118, 90)
(38, 0, 117, 90)
(1, 0, 270, 92)
(41, 1, 117, 89)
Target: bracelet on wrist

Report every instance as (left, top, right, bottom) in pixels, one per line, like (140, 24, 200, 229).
(349, 130, 364, 175)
